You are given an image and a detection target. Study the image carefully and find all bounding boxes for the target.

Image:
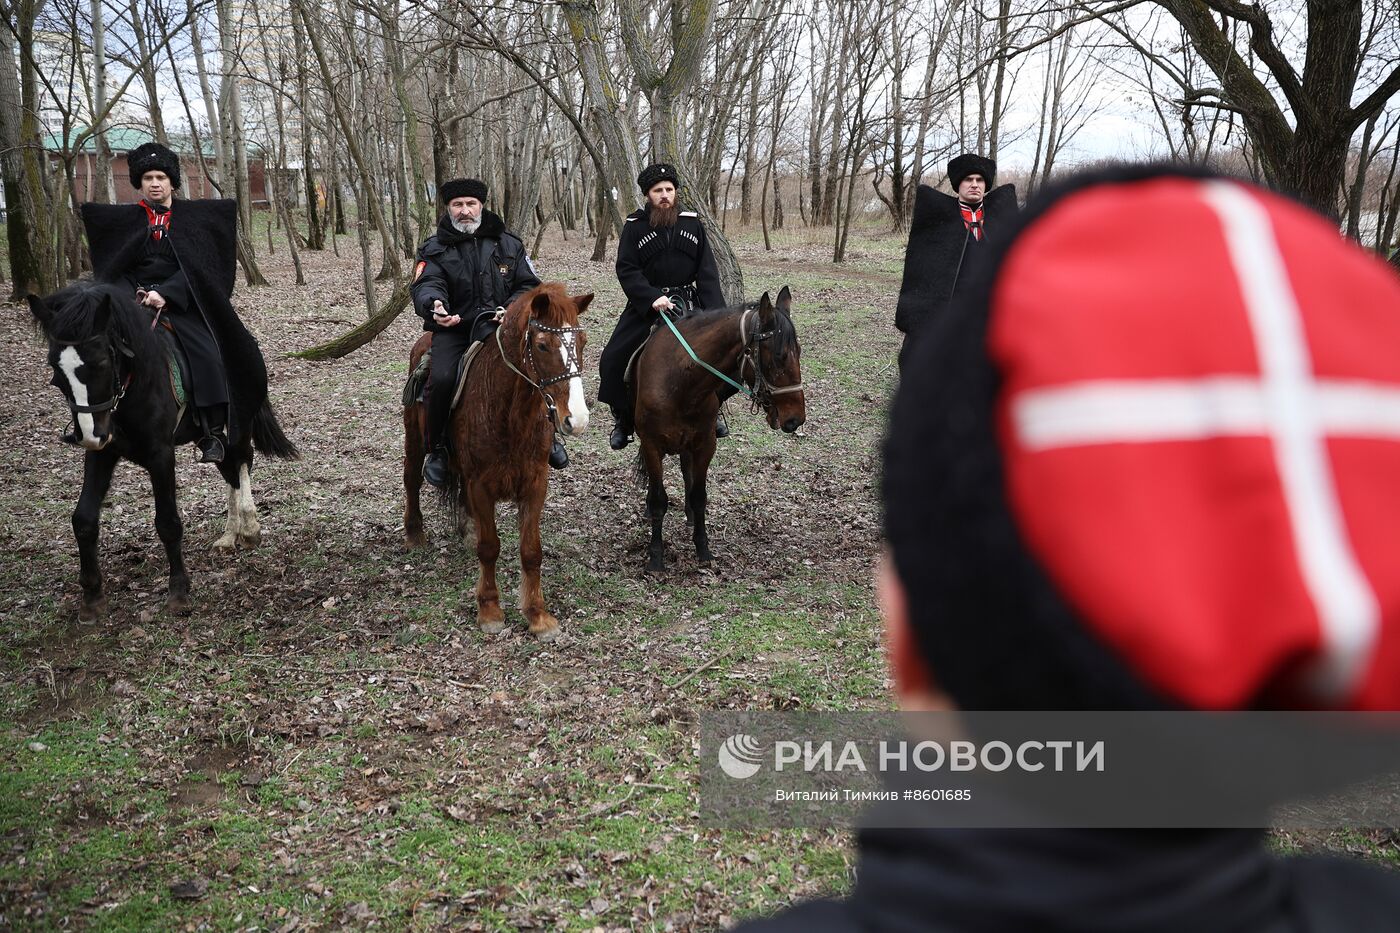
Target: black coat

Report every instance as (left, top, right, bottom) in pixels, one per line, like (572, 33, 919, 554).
(82, 199, 266, 439)
(597, 208, 726, 410)
(411, 210, 539, 335)
(734, 826, 1400, 933)
(614, 207, 725, 315)
(895, 184, 1018, 336)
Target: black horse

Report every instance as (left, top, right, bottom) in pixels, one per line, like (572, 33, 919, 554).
(28, 282, 298, 621)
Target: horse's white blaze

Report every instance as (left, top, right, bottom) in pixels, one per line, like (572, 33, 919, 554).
(59, 346, 101, 447)
(560, 334, 588, 434)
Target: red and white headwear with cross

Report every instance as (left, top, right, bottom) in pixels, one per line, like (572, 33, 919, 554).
(991, 176, 1400, 711)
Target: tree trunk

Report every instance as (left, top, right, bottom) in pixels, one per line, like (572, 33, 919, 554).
(296, 0, 399, 280)
(128, 0, 167, 144)
(0, 0, 54, 298)
(292, 282, 411, 360)
(561, 0, 641, 236)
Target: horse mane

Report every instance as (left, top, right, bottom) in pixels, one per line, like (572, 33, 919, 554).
(678, 302, 798, 356)
(39, 281, 164, 368)
(499, 281, 580, 360)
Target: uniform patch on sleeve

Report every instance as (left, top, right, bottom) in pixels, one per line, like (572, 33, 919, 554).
(413, 260, 426, 282)
(680, 211, 698, 217)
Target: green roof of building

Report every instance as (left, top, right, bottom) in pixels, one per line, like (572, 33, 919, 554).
(42, 126, 259, 158)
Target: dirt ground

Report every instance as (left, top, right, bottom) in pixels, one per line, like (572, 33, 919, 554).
(0, 218, 905, 929)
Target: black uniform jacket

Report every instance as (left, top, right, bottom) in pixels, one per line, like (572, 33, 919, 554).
(82, 200, 266, 436)
(734, 825, 1400, 933)
(411, 210, 539, 341)
(597, 208, 726, 409)
(615, 207, 725, 314)
(895, 184, 1017, 337)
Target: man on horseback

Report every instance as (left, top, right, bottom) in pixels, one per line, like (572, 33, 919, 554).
(598, 163, 726, 451)
(895, 152, 1018, 371)
(412, 177, 543, 488)
(82, 142, 240, 462)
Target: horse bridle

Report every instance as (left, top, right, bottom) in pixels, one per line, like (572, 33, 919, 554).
(57, 336, 137, 421)
(737, 308, 804, 415)
(494, 315, 586, 432)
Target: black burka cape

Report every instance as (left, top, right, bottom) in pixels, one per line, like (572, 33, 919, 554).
(82, 200, 268, 445)
(895, 184, 1018, 337)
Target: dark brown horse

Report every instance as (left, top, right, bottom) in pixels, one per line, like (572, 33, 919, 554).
(633, 286, 806, 572)
(403, 283, 592, 639)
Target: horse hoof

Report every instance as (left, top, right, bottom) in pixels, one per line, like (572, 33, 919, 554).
(479, 620, 505, 636)
(238, 528, 262, 549)
(211, 534, 238, 551)
(405, 530, 428, 550)
(77, 597, 107, 624)
(166, 592, 193, 615)
(527, 610, 559, 640)
(697, 558, 713, 570)
(646, 560, 667, 575)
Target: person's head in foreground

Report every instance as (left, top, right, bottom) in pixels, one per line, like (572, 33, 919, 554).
(735, 164, 1400, 932)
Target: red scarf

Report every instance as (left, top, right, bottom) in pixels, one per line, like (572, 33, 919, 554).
(141, 200, 171, 241)
(960, 201, 985, 241)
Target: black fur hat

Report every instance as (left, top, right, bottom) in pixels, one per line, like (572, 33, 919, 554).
(127, 142, 181, 189)
(884, 164, 1400, 712)
(637, 163, 680, 194)
(439, 178, 487, 203)
(947, 153, 996, 190)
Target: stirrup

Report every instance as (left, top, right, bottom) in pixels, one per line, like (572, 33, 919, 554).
(423, 446, 450, 488)
(196, 433, 226, 464)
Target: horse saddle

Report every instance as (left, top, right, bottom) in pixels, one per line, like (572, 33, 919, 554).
(402, 340, 486, 411)
(155, 323, 192, 428)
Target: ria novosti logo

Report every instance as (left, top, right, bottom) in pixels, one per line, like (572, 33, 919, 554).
(718, 734, 764, 779)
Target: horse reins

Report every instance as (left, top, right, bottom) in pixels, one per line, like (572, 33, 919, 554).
(493, 314, 586, 434)
(61, 305, 163, 431)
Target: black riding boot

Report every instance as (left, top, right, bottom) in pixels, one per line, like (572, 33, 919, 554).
(549, 439, 569, 469)
(195, 405, 227, 463)
(715, 410, 730, 439)
(609, 406, 633, 450)
(423, 445, 450, 488)
(422, 375, 452, 488)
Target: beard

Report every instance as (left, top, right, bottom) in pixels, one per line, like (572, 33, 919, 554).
(451, 215, 481, 234)
(648, 203, 679, 227)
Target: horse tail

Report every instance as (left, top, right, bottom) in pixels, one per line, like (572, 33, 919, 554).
(632, 447, 648, 487)
(251, 400, 300, 460)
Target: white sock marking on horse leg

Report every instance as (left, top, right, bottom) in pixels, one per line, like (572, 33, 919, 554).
(213, 479, 241, 548)
(237, 463, 260, 544)
(58, 347, 99, 447)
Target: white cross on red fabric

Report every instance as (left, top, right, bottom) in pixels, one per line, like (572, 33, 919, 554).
(991, 179, 1400, 710)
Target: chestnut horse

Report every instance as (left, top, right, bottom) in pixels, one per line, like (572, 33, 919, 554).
(403, 283, 591, 639)
(632, 286, 806, 572)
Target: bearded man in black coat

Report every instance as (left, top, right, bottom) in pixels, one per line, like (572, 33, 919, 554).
(82, 142, 263, 463)
(598, 163, 727, 451)
(895, 152, 1018, 371)
(411, 177, 542, 487)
